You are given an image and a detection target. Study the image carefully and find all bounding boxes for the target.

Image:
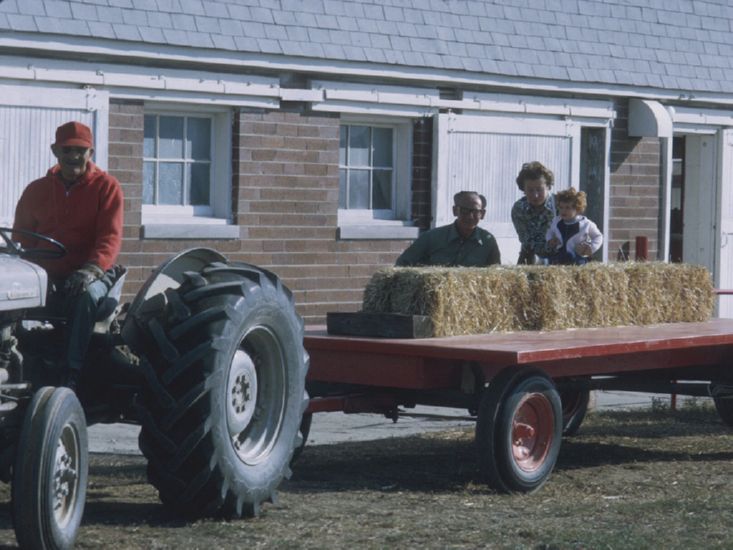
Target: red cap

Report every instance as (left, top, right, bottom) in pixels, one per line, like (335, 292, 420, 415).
(54, 121, 93, 148)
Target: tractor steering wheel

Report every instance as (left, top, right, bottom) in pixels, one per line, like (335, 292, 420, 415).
(0, 227, 67, 260)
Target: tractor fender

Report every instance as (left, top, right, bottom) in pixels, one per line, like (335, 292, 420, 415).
(121, 247, 226, 353)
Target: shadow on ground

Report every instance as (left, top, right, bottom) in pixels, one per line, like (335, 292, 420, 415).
(286, 408, 733, 494)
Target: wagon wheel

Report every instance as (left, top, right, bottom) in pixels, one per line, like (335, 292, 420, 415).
(712, 395, 733, 426)
(560, 387, 590, 436)
(476, 367, 562, 493)
(709, 382, 733, 426)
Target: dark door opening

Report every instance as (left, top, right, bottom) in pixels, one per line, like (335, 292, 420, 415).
(670, 136, 685, 262)
(579, 127, 606, 261)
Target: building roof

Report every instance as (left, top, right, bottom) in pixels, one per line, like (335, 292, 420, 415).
(1, 0, 732, 97)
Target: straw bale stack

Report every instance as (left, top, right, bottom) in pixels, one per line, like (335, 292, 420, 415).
(364, 266, 533, 335)
(624, 262, 714, 325)
(522, 263, 633, 331)
(362, 262, 714, 336)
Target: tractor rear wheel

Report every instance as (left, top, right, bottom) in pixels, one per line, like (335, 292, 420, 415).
(291, 412, 313, 463)
(134, 261, 309, 518)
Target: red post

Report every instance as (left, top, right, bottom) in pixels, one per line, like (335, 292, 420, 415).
(635, 236, 648, 261)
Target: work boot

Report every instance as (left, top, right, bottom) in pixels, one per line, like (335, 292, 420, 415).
(62, 369, 80, 393)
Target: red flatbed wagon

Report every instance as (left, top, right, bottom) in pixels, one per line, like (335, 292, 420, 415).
(302, 319, 733, 492)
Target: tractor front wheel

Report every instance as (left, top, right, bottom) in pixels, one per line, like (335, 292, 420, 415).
(12, 386, 88, 550)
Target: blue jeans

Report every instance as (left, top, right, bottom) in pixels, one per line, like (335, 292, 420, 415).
(51, 279, 109, 372)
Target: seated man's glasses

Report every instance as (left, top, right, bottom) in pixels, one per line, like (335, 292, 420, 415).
(457, 206, 485, 216)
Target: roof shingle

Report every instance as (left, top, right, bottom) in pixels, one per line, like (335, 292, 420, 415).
(0, 0, 731, 95)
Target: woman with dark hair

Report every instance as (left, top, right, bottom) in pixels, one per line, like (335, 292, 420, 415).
(511, 161, 556, 264)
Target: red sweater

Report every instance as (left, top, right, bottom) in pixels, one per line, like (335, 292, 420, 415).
(13, 161, 123, 279)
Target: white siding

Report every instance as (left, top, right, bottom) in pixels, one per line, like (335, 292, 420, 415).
(682, 135, 717, 274)
(446, 132, 571, 225)
(434, 113, 579, 264)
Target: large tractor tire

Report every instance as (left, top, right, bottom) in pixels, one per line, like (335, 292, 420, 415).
(133, 261, 309, 518)
(291, 412, 313, 464)
(12, 386, 88, 550)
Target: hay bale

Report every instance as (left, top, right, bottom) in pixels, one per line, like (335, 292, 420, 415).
(627, 262, 713, 324)
(522, 263, 632, 330)
(522, 265, 573, 330)
(677, 265, 716, 321)
(363, 266, 532, 336)
(570, 262, 631, 328)
(362, 262, 714, 336)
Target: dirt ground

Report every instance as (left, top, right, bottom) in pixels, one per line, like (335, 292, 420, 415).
(0, 402, 732, 549)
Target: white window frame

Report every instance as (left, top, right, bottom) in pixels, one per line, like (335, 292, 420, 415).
(339, 124, 396, 218)
(141, 103, 237, 239)
(337, 114, 418, 240)
(143, 114, 214, 213)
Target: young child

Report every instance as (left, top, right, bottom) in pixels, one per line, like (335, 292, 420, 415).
(546, 187, 603, 265)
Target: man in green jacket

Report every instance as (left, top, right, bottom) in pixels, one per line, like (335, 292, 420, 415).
(396, 191, 501, 267)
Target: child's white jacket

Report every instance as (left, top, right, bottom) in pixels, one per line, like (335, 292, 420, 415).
(546, 215, 603, 258)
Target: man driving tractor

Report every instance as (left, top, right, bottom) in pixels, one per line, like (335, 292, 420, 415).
(12, 120, 124, 392)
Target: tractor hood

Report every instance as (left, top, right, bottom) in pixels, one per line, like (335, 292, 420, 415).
(0, 256, 47, 311)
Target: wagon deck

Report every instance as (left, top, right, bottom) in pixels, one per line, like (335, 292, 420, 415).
(305, 318, 733, 390)
(301, 318, 733, 493)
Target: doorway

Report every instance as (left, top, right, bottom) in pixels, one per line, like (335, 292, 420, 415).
(669, 131, 733, 318)
(669, 134, 717, 273)
(579, 127, 606, 261)
(669, 137, 685, 263)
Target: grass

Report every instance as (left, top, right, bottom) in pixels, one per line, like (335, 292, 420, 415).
(0, 404, 730, 549)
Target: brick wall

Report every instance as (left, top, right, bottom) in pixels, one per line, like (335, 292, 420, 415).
(110, 102, 417, 323)
(108, 100, 145, 297)
(109, 100, 265, 307)
(233, 110, 410, 321)
(608, 100, 662, 261)
(110, 98, 667, 324)
(109, 98, 668, 323)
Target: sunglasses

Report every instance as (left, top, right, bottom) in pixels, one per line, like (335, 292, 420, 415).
(457, 206, 485, 216)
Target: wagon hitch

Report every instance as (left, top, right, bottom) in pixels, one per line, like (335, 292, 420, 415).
(306, 393, 403, 418)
